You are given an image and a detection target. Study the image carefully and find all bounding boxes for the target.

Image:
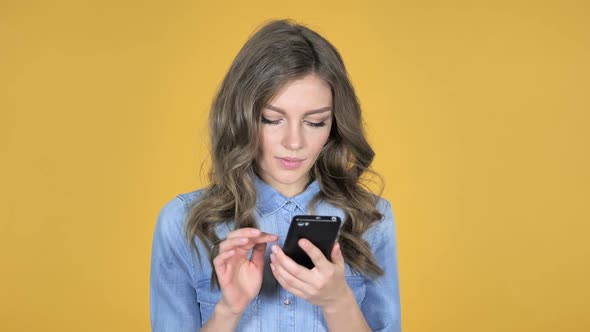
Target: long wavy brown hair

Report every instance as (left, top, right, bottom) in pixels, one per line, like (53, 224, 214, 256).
(184, 19, 385, 288)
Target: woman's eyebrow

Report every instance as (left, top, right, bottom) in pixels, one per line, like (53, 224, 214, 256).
(266, 105, 332, 116)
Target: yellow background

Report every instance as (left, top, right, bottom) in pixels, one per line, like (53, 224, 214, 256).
(1, 0, 588, 331)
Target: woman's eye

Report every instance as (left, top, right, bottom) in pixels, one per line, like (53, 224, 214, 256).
(306, 121, 327, 128)
(261, 117, 281, 125)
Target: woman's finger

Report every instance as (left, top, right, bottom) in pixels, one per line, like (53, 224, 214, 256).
(270, 262, 308, 300)
(213, 249, 235, 275)
(270, 245, 314, 284)
(219, 233, 278, 253)
(226, 227, 261, 239)
(330, 242, 345, 269)
(270, 256, 312, 294)
(219, 236, 251, 253)
(298, 239, 331, 271)
(252, 232, 279, 243)
(250, 242, 267, 268)
(226, 228, 278, 246)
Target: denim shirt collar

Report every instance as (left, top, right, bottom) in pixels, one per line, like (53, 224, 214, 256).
(253, 173, 320, 216)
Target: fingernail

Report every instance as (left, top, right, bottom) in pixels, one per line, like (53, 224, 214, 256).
(270, 263, 275, 271)
(239, 237, 248, 244)
(251, 229, 260, 235)
(299, 239, 308, 248)
(271, 245, 278, 253)
(270, 253, 275, 261)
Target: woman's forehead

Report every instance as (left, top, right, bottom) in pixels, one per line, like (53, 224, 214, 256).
(265, 74, 333, 114)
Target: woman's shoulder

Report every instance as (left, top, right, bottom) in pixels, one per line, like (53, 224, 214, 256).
(174, 187, 208, 207)
(154, 188, 208, 236)
(363, 195, 396, 243)
(374, 195, 393, 214)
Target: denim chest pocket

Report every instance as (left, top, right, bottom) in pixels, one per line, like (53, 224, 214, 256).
(195, 278, 261, 331)
(194, 278, 220, 325)
(345, 275, 367, 304)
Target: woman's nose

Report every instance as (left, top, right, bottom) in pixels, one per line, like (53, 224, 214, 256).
(282, 124, 304, 150)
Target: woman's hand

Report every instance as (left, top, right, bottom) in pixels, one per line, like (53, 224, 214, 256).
(213, 227, 278, 316)
(269, 239, 354, 312)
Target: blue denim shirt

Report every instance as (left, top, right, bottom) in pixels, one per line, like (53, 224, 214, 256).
(150, 176, 402, 331)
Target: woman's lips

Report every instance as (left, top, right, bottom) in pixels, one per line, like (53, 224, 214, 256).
(276, 157, 305, 170)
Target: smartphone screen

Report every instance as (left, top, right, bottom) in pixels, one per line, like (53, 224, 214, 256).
(282, 215, 342, 269)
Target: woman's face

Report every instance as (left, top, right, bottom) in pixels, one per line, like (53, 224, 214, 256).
(255, 73, 333, 197)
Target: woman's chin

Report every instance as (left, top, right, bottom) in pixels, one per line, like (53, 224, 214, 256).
(267, 172, 310, 188)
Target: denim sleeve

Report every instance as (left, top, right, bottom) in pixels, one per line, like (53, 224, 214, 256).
(150, 196, 202, 332)
(361, 200, 402, 332)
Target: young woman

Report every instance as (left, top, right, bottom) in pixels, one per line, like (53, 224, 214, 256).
(150, 19, 401, 332)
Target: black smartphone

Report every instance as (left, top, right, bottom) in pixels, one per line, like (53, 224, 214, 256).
(282, 215, 342, 269)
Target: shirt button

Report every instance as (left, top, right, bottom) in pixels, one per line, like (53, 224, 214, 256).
(285, 201, 292, 205)
(283, 298, 291, 305)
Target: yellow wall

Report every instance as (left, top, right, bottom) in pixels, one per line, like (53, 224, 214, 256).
(1, 0, 588, 331)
